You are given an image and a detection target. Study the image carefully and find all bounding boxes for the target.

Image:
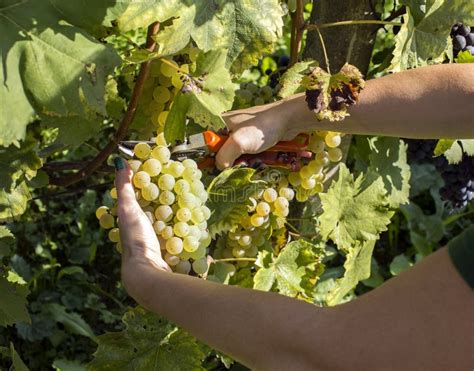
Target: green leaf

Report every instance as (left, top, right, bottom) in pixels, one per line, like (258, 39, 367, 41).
(367, 137, 410, 208)
(455, 50, 474, 63)
(319, 164, 394, 250)
(45, 303, 95, 339)
(0, 274, 30, 327)
(0, 0, 121, 147)
(460, 140, 474, 156)
(88, 307, 205, 371)
(118, 0, 283, 72)
(389, 254, 413, 276)
(434, 139, 474, 164)
(0, 226, 15, 258)
(409, 164, 443, 197)
(207, 167, 266, 237)
(278, 61, 318, 98)
(327, 240, 376, 306)
(42, 115, 103, 148)
(10, 342, 29, 371)
(164, 51, 235, 143)
(0, 182, 31, 221)
(53, 359, 86, 371)
(0, 137, 42, 190)
(253, 240, 324, 298)
(390, 1, 474, 71)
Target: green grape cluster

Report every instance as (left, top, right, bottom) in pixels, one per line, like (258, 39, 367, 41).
(287, 130, 344, 202)
(234, 82, 277, 108)
(96, 135, 212, 275)
(214, 186, 294, 267)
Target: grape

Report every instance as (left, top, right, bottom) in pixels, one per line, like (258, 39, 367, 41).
(178, 193, 197, 208)
(325, 133, 342, 148)
(188, 48, 200, 62)
(192, 257, 209, 275)
(256, 202, 271, 216)
(454, 35, 467, 50)
(133, 171, 151, 189)
(182, 159, 198, 169)
(274, 206, 289, 218)
(166, 237, 184, 254)
(158, 111, 169, 127)
(160, 60, 179, 77)
(153, 86, 171, 104)
(187, 225, 202, 239)
(250, 214, 265, 227)
(161, 226, 174, 240)
(466, 33, 474, 46)
(99, 213, 115, 229)
(459, 25, 471, 36)
(260, 86, 273, 100)
(307, 160, 323, 174)
(315, 151, 329, 166)
(141, 183, 160, 201)
(201, 206, 211, 220)
(158, 174, 176, 191)
(183, 167, 202, 181)
(238, 235, 252, 247)
(168, 162, 185, 178)
(96, 206, 109, 220)
(165, 253, 180, 266)
(174, 179, 190, 195)
(174, 222, 190, 238)
(153, 220, 167, 234)
(183, 236, 200, 252)
(299, 165, 313, 179)
(308, 137, 325, 153)
(466, 45, 474, 55)
(175, 260, 192, 274)
(200, 229, 210, 242)
(328, 147, 343, 162)
(263, 188, 278, 203)
(288, 172, 301, 187)
(190, 179, 205, 194)
(142, 159, 162, 177)
(254, 97, 265, 106)
(279, 187, 295, 201)
(108, 228, 120, 243)
(274, 197, 289, 210)
(171, 73, 183, 89)
(159, 190, 175, 205)
(155, 205, 173, 222)
(110, 188, 118, 200)
(128, 160, 142, 173)
(176, 207, 192, 222)
(232, 247, 246, 258)
(134, 143, 151, 159)
(151, 146, 171, 163)
(191, 208, 206, 223)
(155, 133, 167, 146)
(301, 177, 316, 190)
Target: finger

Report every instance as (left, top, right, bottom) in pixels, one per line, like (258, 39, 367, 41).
(114, 158, 139, 210)
(215, 135, 244, 170)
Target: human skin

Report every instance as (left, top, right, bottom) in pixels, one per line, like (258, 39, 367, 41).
(115, 63, 474, 370)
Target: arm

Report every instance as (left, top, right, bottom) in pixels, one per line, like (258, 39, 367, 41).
(216, 63, 474, 168)
(115, 159, 474, 371)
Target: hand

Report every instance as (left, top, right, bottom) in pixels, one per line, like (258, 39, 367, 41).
(216, 101, 300, 169)
(114, 158, 171, 298)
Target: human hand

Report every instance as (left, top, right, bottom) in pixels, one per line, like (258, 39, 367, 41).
(215, 101, 300, 169)
(114, 158, 171, 297)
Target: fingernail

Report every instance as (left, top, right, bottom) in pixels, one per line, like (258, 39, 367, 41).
(114, 157, 125, 170)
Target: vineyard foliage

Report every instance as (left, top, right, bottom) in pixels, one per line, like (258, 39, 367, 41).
(0, 0, 473, 369)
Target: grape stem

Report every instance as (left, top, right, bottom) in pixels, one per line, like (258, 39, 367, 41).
(49, 22, 161, 187)
(289, 0, 305, 66)
(213, 258, 257, 263)
(305, 20, 403, 31)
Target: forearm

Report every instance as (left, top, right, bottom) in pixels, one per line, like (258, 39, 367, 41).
(278, 64, 474, 139)
(123, 261, 335, 371)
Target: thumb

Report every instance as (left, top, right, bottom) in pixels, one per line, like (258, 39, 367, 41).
(114, 158, 139, 210)
(215, 135, 243, 170)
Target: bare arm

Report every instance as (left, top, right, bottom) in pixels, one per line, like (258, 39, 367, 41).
(216, 64, 474, 168)
(115, 159, 474, 371)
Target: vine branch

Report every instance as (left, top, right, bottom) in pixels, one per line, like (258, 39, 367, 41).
(49, 22, 161, 187)
(305, 20, 402, 31)
(289, 0, 305, 66)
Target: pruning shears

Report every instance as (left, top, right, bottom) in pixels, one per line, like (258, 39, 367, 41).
(118, 131, 311, 171)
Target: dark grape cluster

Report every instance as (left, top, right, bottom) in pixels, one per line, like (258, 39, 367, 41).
(451, 23, 474, 56)
(269, 55, 290, 88)
(406, 140, 474, 208)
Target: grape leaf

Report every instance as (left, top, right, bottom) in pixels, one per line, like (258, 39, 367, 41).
(253, 240, 324, 298)
(164, 51, 235, 143)
(389, 254, 413, 276)
(0, 137, 42, 190)
(207, 167, 266, 237)
(118, 0, 283, 72)
(0, 0, 121, 147)
(367, 137, 410, 208)
(42, 115, 103, 148)
(319, 164, 393, 250)
(434, 139, 473, 164)
(0, 274, 30, 327)
(45, 303, 95, 339)
(0, 226, 15, 258)
(88, 307, 205, 371)
(0, 182, 31, 221)
(455, 50, 474, 63)
(10, 342, 29, 371)
(278, 61, 318, 98)
(390, 1, 474, 71)
(52, 359, 86, 371)
(326, 240, 375, 306)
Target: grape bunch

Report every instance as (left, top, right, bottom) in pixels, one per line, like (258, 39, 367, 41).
(96, 134, 212, 275)
(140, 48, 200, 134)
(214, 187, 294, 265)
(406, 139, 474, 208)
(234, 82, 277, 108)
(451, 23, 474, 57)
(287, 131, 344, 202)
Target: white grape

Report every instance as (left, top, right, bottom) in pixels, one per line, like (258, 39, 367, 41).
(178, 193, 197, 209)
(232, 247, 246, 258)
(173, 222, 190, 238)
(274, 196, 289, 210)
(176, 207, 192, 222)
(153, 220, 167, 234)
(174, 179, 190, 195)
(182, 168, 202, 181)
(128, 160, 142, 173)
(301, 177, 316, 190)
(279, 187, 295, 201)
(158, 111, 169, 127)
(153, 86, 171, 104)
(155, 133, 167, 147)
(191, 208, 205, 224)
(250, 214, 265, 227)
(256, 202, 271, 217)
(151, 146, 171, 163)
(159, 191, 175, 205)
(315, 151, 329, 166)
(161, 226, 174, 240)
(182, 159, 198, 169)
(142, 159, 162, 177)
(166, 237, 183, 254)
(110, 188, 118, 199)
(141, 183, 160, 201)
(325, 133, 341, 148)
(175, 260, 191, 274)
(192, 257, 208, 275)
(134, 143, 151, 159)
(168, 162, 185, 178)
(164, 253, 180, 266)
(96, 206, 109, 220)
(183, 236, 200, 252)
(263, 188, 278, 203)
(288, 172, 301, 187)
(160, 60, 179, 77)
(133, 171, 151, 189)
(238, 235, 252, 247)
(201, 206, 211, 220)
(99, 213, 115, 229)
(187, 225, 202, 239)
(328, 147, 343, 162)
(155, 205, 173, 222)
(307, 160, 323, 174)
(158, 174, 175, 191)
(108, 228, 120, 243)
(299, 165, 313, 179)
